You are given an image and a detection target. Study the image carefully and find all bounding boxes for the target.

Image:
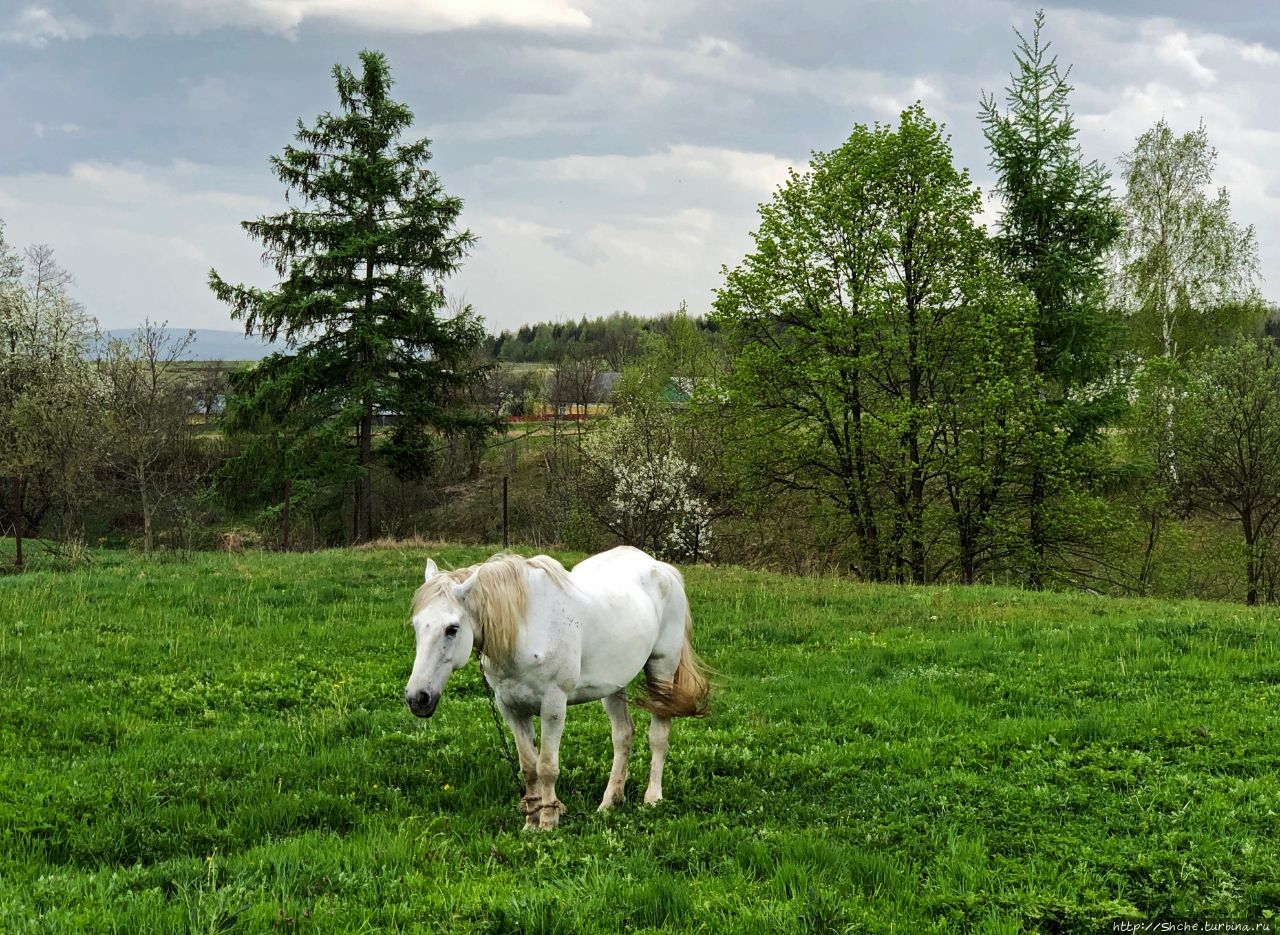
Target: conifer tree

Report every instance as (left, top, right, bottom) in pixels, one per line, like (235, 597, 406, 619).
(210, 50, 488, 542)
(980, 11, 1122, 587)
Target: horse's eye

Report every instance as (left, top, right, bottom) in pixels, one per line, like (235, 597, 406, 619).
(444, 625, 459, 639)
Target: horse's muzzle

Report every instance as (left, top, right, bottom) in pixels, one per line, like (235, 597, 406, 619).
(406, 689, 438, 718)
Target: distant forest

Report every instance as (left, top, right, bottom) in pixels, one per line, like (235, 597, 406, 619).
(488, 307, 1280, 367)
(484, 309, 723, 366)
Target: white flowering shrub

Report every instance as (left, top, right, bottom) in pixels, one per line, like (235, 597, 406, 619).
(582, 415, 713, 562)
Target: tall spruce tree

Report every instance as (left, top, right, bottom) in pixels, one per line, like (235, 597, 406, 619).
(210, 50, 488, 543)
(980, 11, 1122, 587)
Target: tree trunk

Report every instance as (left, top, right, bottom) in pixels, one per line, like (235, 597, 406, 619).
(959, 516, 976, 586)
(355, 401, 374, 543)
(1243, 509, 1259, 606)
(1028, 467, 1046, 590)
(905, 278, 926, 584)
(847, 377, 882, 580)
(355, 247, 377, 545)
(139, 463, 153, 553)
(908, 431, 926, 584)
(282, 477, 292, 552)
(12, 476, 22, 569)
(1138, 506, 1161, 596)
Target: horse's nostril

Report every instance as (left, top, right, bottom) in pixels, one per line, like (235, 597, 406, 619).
(407, 690, 437, 717)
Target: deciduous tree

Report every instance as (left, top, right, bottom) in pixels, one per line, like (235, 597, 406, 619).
(1115, 119, 1262, 361)
(1114, 119, 1262, 567)
(0, 239, 101, 563)
(1175, 341, 1280, 605)
(715, 105, 1037, 583)
(100, 321, 203, 553)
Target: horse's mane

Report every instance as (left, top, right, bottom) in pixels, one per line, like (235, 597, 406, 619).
(411, 553, 572, 664)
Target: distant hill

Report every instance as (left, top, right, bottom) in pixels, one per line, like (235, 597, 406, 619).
(101, 328, 287, 362)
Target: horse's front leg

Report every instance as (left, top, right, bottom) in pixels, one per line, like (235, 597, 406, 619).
(533, 690, 569, 830)
(496, 698, 542, 831)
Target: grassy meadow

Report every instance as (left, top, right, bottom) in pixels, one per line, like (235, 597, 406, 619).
(1, 544, 1278, 933)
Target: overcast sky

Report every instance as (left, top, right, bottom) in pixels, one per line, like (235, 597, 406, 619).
(1, 0, 1277, 336)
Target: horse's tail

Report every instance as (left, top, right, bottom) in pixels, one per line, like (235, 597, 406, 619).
(638, 607, 711, 718)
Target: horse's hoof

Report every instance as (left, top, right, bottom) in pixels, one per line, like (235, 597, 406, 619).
(530, 799, 564, 830)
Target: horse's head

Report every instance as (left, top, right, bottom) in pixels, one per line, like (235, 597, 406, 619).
(404, 559, 479, 718)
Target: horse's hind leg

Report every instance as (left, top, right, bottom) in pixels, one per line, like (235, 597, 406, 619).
(598, 690, 633, 810)
(641, 647, 680, 804)
(644, 713, 672, 804)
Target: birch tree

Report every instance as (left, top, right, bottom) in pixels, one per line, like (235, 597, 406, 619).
(1116, 120, 1262, 566)
(1116, 119, 1262, 361)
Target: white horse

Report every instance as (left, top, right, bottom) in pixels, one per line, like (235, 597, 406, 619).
(404, 546, 710, 830)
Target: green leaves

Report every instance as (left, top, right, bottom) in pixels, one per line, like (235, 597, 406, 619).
(1174, 341, 1280, 603)
(715, 105, 1039, 584)
(1116, 119, 1264, 360)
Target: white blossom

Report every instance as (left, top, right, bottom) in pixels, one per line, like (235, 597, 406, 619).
(583, 415, 713, 562)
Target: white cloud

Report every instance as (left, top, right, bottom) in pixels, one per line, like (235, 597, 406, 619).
(33, 121, 80, 138)
(449, 146, 797, 327)
(2, 0, 590, 42)
(430, 32, 966, 157)
(1046, 7, 1280, 296)
(0, 6, 91, 46)
(513, 145, 793, 197)
(0, 161, 277, 330)
(191, 0, 592, 37)
(1151, 29, 1217, 85)
(456, 204, 755, 326)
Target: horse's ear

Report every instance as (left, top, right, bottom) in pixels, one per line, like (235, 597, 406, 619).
(424, 559, 438, 581)
(452, 574, 478, 603)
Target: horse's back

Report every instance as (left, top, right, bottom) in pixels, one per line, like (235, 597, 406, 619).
(571, 544, 676, 579)
(571, 546, 684, 603)
(570, 546, 688, 653)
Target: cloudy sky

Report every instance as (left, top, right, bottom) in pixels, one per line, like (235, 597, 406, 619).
(1, 0, 1277, 336)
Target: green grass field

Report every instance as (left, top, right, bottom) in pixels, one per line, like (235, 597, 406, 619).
(1, 545, 1277, 933)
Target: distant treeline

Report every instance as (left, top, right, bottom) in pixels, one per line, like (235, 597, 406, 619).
(485, 309, 723, 366)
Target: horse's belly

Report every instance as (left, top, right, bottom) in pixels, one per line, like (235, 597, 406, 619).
(566, 676, 629, 705)
(490, 674, 621, 711)
(572, 640, 654, 703)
